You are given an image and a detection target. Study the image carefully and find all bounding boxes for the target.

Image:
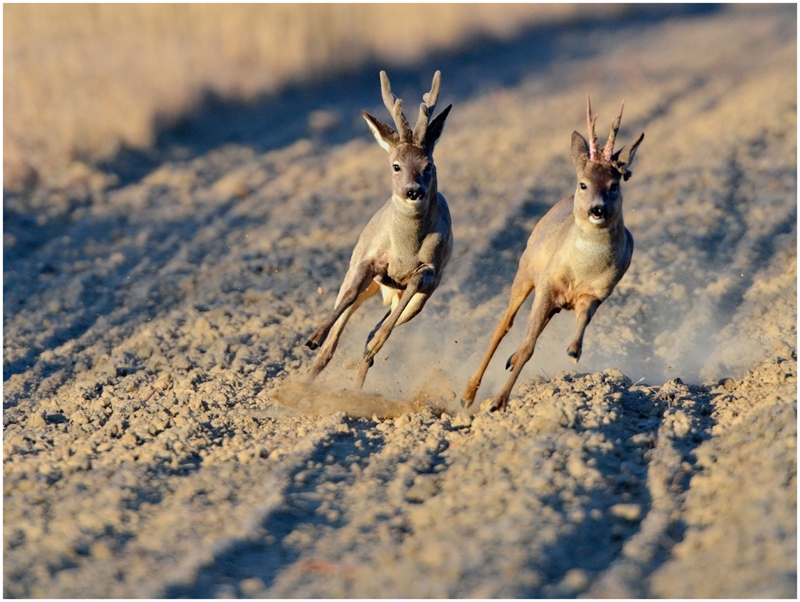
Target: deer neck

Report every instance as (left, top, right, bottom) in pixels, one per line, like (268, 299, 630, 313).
(570, 211, 626, 256)
(389, 180, 439, 254)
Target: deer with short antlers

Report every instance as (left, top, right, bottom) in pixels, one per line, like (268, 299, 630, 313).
(462, 96, 644, 412)
(305, 70, 453, 389)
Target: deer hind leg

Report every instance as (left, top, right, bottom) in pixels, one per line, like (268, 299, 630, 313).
(506, 304, 561, 371)
(360, 307, 392, 370)
(461, 268, 535, 408)
(567, 296, 601, 362)
(364, 308, 391, 351)
(362, 290, 429, 367)
(355, 268, 434, 389)
(394, 290, 430, 327)
(490, 292, 556, 412)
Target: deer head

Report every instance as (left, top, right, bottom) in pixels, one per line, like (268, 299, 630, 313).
(362, 71, 452, 215)
(571, 96, 644, 229)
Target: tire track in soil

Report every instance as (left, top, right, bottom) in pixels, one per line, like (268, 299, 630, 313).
(3, 196, 242, 384)
(4, 142, 338, 415)
(4, 412, 347, 598)
(3, 142, 298, 386)
(167, 412, 453, 598)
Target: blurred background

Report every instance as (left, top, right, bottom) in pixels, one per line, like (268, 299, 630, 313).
(5, 3, 697, 192)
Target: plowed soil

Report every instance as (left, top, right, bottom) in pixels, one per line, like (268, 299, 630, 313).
(4, 5, 796, 598)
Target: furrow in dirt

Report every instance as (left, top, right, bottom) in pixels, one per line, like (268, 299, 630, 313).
(4, 410, 346, 598)
(168, 409, 451, 597)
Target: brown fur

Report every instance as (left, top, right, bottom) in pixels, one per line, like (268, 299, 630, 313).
(462, 97, 644, 411)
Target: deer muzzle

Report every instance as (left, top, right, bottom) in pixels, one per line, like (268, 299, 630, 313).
(405, 186, 424, 201)
(588, 204, 609, 225)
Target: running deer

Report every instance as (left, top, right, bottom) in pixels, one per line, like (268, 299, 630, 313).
(462, 96, 644, 411)
(305, 70, 453, 389)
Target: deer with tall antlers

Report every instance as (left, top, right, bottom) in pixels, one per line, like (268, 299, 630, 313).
(462, 96, 644, 412)
(305, 70, 453, 389)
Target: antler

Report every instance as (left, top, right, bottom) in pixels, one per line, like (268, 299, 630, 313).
(413, 71, 442, 144)
(603, 101, 624, 162)
(423, 70, 440, 114)
(585, 95, 600, 163)
(380, 71, 412, 142)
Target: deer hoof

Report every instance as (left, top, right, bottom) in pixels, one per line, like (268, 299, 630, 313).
(461, 382, 478, 408)
(489, 397, 507, 412)
(567, 347, 581, 362)
(505, 355, 515, 371)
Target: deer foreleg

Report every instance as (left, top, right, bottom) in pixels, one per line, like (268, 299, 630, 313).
(306, 257, 386, 380)
(354, 266, 435, 389)
(307, 280, 379, 380)
(567, 296, 601, 362)
(490, 293, 556, 412)
(394, 290, 431, 328)
(306, 258, 384, 351)
(461, 269, 535, 408)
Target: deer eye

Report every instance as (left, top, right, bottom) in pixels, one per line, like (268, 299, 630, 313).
(423, 164, 432, 173)
(579, 182, 587, 190)
(609, 183, 619, 193)
(393, 164, 401, 172)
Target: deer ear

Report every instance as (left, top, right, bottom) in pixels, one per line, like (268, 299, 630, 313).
(362, 111, 398, 152)
(423, 104, 452, 151)
(614, 132, 644, 171)
(571, 131, 590, 169)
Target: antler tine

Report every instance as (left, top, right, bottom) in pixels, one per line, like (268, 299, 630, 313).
(414, 104, 430, 145)
(586, 95, 600, 162)
(380, 71, 411, 141)
(423, 70, 441, 116)
(603, 100, 624, 162)
(414, 71, 441, 144)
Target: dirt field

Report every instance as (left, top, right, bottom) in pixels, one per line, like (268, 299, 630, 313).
(3, 4, 796, 598)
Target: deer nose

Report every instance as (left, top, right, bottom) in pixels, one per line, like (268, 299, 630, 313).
(589, 205, 607, 219)
(405, 187, 422, 201)
(588, 204, 609, 224)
